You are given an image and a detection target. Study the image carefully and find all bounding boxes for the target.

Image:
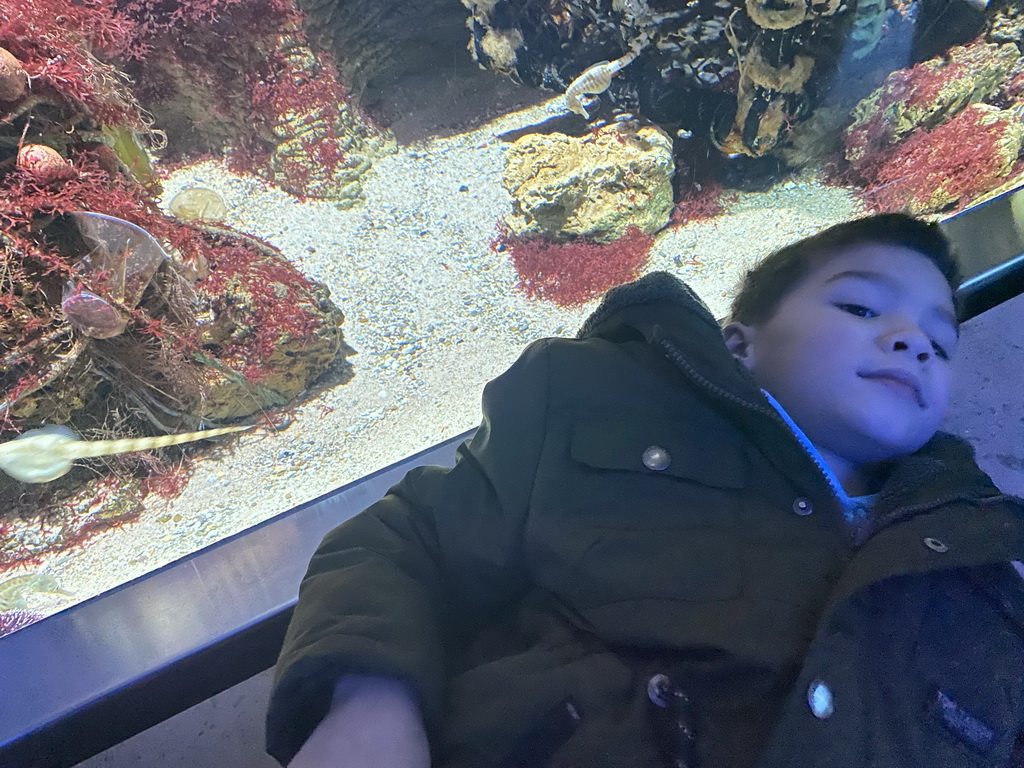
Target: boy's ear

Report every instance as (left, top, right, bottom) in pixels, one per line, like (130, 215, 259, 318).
(722, 321, 756, 370)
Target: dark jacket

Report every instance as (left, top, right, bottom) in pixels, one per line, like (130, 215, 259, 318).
(267, 272, 1024, 768)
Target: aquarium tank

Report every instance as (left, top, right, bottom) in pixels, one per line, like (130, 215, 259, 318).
(1, 0, 1022, 636)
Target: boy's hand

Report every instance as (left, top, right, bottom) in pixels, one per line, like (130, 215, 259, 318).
(287, 675, 430, 768)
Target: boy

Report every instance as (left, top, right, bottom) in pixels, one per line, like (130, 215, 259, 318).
(267, 213, 1024, 767)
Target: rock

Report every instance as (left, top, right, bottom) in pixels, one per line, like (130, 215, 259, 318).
(867, 103, 1024, 215)
(0, 47, 27, 102)
(125, 1, 393, 203)
(192, 238, 351, 421)
(502, 124, 675, 242)
(299, 0, 468, 99)
(268, 33, 396, 203)
(845, 41, 1020, 170)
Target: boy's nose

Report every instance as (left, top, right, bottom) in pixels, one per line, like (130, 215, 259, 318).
(891, 337, 932, 362)
(884, 325, 933, 361)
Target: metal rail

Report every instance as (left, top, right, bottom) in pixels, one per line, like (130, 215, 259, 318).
(0, 432, 468, 768)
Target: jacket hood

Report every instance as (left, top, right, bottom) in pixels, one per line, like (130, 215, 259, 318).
(577, 271, 723, 342)
(576, 271, 760, 394)
(575, 272, 1012, 522)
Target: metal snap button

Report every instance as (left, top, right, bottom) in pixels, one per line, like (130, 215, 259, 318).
(647, 673, 671, 707)
(923, 537, 949, 553)
(642, 445, 671, 471)
(793, 498, 813, 516)
(807, 679, 834, 719)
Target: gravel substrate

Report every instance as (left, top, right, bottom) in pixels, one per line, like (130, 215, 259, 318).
(19, 96, 865, 619)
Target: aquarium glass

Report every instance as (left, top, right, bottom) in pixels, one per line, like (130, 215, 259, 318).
(2, 0, 1022, 634)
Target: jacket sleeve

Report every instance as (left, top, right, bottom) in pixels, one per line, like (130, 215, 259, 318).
(265, 339, 553, 765)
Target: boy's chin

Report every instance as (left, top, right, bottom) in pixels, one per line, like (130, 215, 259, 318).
(855, 427, 937, 465)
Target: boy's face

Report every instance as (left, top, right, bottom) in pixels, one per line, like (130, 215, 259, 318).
(724, 243, 959, 468)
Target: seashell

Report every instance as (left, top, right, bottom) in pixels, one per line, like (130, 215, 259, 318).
(16, 144, 76, 183)
(168, 187, 228, 222)
(0, 47, 27, 102)
(60, 286, 128, 339)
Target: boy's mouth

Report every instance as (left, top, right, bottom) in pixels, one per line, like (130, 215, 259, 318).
(860, 370, 925, 408)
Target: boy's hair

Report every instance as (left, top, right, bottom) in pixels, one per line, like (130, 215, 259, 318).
(728, 213, 963, 326)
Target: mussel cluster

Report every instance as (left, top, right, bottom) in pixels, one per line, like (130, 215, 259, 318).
(462, 0, 992, 161)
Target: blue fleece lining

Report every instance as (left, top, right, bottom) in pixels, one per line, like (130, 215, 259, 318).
(760, 389, 876, 539)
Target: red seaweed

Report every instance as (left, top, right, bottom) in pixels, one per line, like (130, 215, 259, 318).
(494, 225, 654, 308)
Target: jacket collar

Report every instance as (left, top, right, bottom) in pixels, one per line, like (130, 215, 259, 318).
(577, 271, 768, 414)
(577, 272, 1008, 521)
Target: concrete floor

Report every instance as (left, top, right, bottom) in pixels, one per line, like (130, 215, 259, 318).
(76, 667, 280, 768)
(75, 291, 1024, 768)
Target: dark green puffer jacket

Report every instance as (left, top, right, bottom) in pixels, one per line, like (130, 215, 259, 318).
(267, 272, 1024, 768)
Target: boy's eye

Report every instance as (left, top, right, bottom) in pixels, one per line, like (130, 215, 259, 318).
(837, 304, 952, 360)
(837, 303, 876, 318)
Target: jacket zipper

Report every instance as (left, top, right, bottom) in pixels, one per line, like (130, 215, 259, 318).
(657, 336, 1004, 528)
(658, 336, 843, 504)
(758, 387, 848, 503)
(658, 336, 784, 425)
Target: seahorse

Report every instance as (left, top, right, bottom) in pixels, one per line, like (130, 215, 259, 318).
(564, 46, 642, 119)
(0, 424, 252, 483)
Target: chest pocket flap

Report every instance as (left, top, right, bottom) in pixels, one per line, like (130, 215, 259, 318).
(570, 415, 745, 489)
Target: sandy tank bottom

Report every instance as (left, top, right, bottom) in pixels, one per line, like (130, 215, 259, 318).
(21, 96, 866, 619)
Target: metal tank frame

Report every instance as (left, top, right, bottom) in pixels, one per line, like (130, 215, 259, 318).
(1, 187, 1024, 768)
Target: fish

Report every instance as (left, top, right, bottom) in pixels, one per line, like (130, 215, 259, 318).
(564, 48, 641, 119)
(0, 573, 73, 612)
(0, 424, 252, 484)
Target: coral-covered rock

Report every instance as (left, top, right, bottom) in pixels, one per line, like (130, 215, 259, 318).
(991, 6, 1024, 47)
(0, 47, 26, 102)
(844, 41, 1019, 171)
(267, 33, 394, 205)
(122, 0, 393, 204)
(502, 124, 674, 243)
(865, 103, 1024, 215)
(16, 145, 77, 184)
(190, 230, 349, 421)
